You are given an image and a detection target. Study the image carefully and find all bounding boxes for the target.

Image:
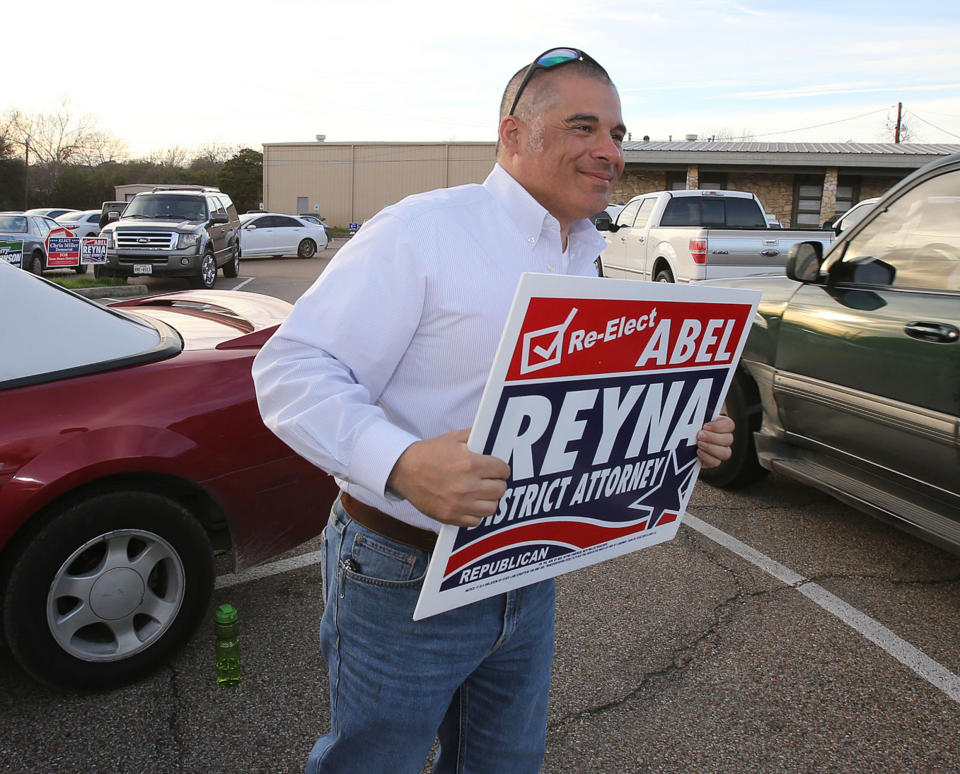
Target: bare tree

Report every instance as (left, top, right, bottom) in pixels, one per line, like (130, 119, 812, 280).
(4, 98, 124, 166)
(141, 145, 192, 168)
(707, 127, 756, 142)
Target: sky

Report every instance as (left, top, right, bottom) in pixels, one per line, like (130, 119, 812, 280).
(7, 0, 960, 159)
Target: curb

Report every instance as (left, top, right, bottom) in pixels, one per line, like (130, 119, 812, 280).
(74, 284, 150, 299)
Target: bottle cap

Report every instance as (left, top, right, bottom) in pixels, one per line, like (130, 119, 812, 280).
(215, 603, 238, 624)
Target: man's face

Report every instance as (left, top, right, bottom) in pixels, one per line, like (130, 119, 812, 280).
(508, 71, 626, 230)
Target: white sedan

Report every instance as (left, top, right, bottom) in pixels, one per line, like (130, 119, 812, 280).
(239, 213, 329, 259)
(54, 209, 103, 237)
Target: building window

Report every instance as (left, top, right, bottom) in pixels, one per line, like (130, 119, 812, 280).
(666, 171, 687, 190)
(835, 176, 861, 217)
(297, 196, 309, 215)
(793, 176, 823, 227)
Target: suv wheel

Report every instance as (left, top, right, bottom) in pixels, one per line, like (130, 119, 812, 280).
(297, 239, 317, 259)
(222, 242, 240, 278)
(191, 250, 217, 289)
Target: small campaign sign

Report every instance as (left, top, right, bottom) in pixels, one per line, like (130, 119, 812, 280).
(1, 240, 23, 268)
(81, 237, 108, 264)
(413, 273, 761, 620)
(46, 234, 81, 267)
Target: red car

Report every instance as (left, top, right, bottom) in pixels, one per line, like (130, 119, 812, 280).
(0, 262, 337, 690)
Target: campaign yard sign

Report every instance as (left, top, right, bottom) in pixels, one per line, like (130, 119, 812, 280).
(46, 234, 81, 267)
(413, 273, 761, 620)
(1, 240, 23, 268)
(81, 237, 108, 264)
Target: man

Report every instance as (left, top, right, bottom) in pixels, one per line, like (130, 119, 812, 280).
(253, 48, 735, 774)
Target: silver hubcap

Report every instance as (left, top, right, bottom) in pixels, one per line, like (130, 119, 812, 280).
(47, 529, 185, 662)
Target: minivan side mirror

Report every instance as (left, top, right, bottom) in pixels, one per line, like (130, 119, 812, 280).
(210, 213, 229, 225)
(786, 241, 823, 282)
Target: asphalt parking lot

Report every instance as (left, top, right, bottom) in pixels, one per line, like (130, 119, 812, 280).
(6, 245, 960, 773)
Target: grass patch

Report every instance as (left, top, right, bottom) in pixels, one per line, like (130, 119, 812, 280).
(48, 275, 129, 289)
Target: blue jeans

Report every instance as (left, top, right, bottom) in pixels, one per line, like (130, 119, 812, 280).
(306, 498, 556, 774)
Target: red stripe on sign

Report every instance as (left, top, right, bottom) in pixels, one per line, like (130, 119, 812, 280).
(444, 519, 647, 577)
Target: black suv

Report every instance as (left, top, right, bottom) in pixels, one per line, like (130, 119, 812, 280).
(98, 186, 241, 289)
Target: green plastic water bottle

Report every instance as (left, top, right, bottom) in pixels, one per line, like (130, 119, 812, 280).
(214, 603, 242, 686)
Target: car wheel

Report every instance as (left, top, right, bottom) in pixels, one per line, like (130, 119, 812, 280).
(28, 251, 45, 275)
(1, 490, 214, 690)
(190, 250, 217, 289)
(222, 242, 240, 278)
(654, 266, 674, 283)
(297, 239, 317, 259)
(94, 265, 104, 279)
(74, 264, 89, 274)
(699, 371, 768, 489)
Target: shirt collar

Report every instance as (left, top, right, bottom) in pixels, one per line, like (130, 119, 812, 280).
(484, 163, 606, 259)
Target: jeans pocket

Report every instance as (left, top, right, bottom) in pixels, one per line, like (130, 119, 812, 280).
(344, 529, 427, 589)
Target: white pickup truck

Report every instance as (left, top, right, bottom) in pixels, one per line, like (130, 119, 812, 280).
(597, 189, 835, 283)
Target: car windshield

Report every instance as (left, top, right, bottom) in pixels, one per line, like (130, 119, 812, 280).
(0, 215, 28, 233)
(0, 262, 166, 386)
(124, 195, 207, 221)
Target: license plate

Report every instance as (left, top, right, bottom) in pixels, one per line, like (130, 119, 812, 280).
(133, 264, 153, 275)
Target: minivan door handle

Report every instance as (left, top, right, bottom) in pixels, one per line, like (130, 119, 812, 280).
(905, 322, 959, 343)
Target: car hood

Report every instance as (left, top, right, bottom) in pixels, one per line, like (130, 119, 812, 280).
(109, 290, 292, 350)
(112, 218, 205, 231)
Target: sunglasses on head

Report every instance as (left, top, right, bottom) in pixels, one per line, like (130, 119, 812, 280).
(508, 47, 608, 117)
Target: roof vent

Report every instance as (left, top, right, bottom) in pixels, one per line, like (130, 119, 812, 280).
(685, 133, 698, 141)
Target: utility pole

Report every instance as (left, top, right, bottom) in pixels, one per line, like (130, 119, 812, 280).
(895, 102, 902, 144)
(23, 135, 30, 211)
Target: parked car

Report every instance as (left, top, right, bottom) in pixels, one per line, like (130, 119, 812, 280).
(98, 186, 241, 289)
(54, 208, 103, 237)
(25, 207, 79, 220)
(296, 213, 333, 242)
(239, 212, 329, 258)
(700, 152, 960, 555)
(598, 189, 834, 284)
(0, 262, 339, 689)
(99, 200, 128, 229)
(830, 197, 880, 234)
(0, 213, 83, 274)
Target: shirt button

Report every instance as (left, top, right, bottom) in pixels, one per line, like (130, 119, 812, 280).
(528, 237, 536, 244)
(548, 264, 555, 272)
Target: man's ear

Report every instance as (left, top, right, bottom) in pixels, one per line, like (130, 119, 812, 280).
(498, 115, 523, 155)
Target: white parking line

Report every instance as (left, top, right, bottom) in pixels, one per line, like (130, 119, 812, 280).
(684, 512, 960, 704)
(212, 513, 960, 705)
(215, 549, 323, 589)
(231, 276, 255, 291)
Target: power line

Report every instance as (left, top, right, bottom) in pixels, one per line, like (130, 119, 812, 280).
(725, 107, 891, 141)
(903, 110, 960, 141)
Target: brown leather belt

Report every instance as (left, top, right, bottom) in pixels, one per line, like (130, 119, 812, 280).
(340, 492, 437, 553)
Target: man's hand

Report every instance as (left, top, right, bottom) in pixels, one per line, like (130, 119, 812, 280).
(387, 429, 510, 527)
(697, 415, 735, 469)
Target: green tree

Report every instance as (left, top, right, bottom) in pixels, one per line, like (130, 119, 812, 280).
(218, 148, 262, 214)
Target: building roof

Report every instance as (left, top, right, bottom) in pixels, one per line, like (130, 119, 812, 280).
(621, 140, 960, 169)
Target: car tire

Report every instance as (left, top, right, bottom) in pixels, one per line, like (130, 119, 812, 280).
(73, 264, 89, 274)
(222, 243, 240, 278)
(28, 251, 45, 275)
(297, 239, 317, 259)
(1, 490, 214, 690)
(699, 371, 768, 489)
(654, 266, 674, 283)
(190, 249, 217, 289)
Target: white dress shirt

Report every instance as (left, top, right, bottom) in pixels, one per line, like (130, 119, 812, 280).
(252, 163, 607, 532)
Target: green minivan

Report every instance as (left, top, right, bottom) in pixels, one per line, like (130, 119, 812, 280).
(701, 152, 960, 555)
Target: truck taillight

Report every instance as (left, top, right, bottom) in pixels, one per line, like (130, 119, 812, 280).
(690, 239, 707, 264)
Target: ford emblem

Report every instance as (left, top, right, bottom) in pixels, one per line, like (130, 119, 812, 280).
(137, 237, 149, 243)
